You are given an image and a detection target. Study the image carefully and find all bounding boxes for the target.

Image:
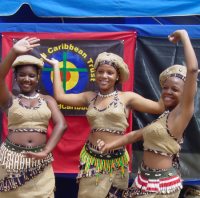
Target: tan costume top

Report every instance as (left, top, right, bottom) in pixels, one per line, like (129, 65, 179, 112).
(79, 91, 130, 187)
(86, 91, 128, 134)
(7, 95, 51, 133)
(143, 111, 181, 156)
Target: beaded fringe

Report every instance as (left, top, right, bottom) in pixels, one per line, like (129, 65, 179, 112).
(79, 146, 129, 179)
(0, 164, 47, 192)
(106, 177, 182, 198)
(106, 168, 182, 198)
(0, 143, 53, 173)
(133, 173, 182, 195)
(0, 142, 53, 192)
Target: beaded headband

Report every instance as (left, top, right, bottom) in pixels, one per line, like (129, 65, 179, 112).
(97, 60, 120, 76)
(159, 65, 187, 87)
(94, 52, 129, 83)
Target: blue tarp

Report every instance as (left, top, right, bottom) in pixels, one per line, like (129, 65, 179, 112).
(0, 0, 200, 17)
(0, 0, 200, 189)
(0, 23, 200, 38)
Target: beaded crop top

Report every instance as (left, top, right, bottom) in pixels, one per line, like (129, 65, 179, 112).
(143, 111, 181, 157)
(86, 91, 128, 135)
(7, 95, 51, 134)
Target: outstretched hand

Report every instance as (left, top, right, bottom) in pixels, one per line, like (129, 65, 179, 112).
(41, 54, 59, 67)
(22, 150, 48, 160)
(13, 37, 40, 55)
(168, 29, 188, 44)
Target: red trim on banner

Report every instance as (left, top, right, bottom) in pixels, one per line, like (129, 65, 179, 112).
(2, 31, 136, 173)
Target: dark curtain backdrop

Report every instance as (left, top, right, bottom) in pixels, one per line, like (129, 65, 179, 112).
(0, 35, 200, 198)
(132, 36, 200, 180)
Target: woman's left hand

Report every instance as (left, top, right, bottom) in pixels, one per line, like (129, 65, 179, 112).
(168, 29, 188, 44)
(22, 150, 48, 160)
(41, 54, 59, 67)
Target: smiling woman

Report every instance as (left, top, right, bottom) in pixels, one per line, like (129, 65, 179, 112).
(97, 30, 198, 198)
(42, 49, 165, 198)
(159, 65, 186, 111)
(0, 37, 67, 197)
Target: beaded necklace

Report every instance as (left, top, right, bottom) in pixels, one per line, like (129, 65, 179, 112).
(18, 93, 39, 99)
(97, 90, 117, 98)
(93, 90, 118, 112)
(17, 94, 42, 109)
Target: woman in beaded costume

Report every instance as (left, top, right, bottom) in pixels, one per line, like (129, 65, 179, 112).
(98, 30, 198, 198)
(42, 47, 165, 198)
(0, 37, 67, 198)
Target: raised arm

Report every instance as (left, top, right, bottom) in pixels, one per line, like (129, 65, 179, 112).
(166, 30, 198, 140)
(125, 91, 165, 114)
(171, 30, 198, 108)
(41, 56, 91, 106)
(0, 37, 40, 107)
(171, 31, 198, 127)
(97, 130, 143, 153)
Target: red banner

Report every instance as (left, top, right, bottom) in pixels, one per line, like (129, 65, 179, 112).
(2, 31, 136, 173)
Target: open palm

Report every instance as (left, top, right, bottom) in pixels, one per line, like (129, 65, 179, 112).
(13, 37, 40, 54)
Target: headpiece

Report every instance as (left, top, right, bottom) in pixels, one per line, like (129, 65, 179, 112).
(94, 52, 129, 82)
(159, 64, 187, 87)
(12, 55, 44, 69)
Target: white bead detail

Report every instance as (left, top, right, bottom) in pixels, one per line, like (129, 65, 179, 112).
(97, 90, 116, 98)
(19, 93, 39, 99)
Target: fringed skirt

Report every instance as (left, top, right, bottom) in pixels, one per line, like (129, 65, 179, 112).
(132, 163, 182, 195)
(77, 141, 130, 198)
(107, 163, 182, 198)
(77, 141, 129, 182)
(0, 138, 54, 197)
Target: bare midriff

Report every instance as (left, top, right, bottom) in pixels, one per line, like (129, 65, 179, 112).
(143, 150, 173, 169)
(8, 132, 46, 147)
(88, 130, 123, 147)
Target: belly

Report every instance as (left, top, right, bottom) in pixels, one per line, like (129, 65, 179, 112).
(88, 131, 123, 147)
(143, 150, 173, 169)
(7, 132, 46, 147)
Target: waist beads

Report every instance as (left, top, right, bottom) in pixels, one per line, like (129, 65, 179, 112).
(0, 138, 53, 192)
(0, 138, 53, 172)
(9, 128, 47, 134)
(91, 128, 124, 135)
(77, 141, 129, 184)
